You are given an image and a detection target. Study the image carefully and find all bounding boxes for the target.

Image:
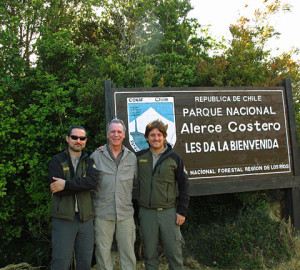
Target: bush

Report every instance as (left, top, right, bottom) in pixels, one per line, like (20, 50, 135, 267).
(182, 193, 295, 269)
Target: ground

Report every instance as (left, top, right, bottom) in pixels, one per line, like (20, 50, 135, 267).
(3, 239, 300, 270)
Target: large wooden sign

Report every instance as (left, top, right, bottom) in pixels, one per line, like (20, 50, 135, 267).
(105, 79, 299, 193)
(105, 79, 300, 229)
(112, 89, 292, 182)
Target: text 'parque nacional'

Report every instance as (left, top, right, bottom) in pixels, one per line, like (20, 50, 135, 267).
(182, 106, 276, 117)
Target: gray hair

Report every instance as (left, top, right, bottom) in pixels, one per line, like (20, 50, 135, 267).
(106, 118, 126, 133)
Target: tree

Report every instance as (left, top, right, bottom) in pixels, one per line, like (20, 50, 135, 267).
(196, 0, 300, 88)
(96, 0, 214, 88)
(0, 0, 106, 266)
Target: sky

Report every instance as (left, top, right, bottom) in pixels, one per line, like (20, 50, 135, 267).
(188, 0, 299, 60)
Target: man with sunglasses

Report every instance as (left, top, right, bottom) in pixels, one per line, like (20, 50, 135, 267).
(48, 125, 99, 270)
(91, 118, 137, 270)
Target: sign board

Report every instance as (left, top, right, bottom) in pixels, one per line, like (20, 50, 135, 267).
(111, 88, 293, 182)
(105, 79, 300, 230)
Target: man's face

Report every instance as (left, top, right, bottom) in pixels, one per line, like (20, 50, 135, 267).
(146, 128, 166, 152)
(107, 122, 125, 147)
(66, 128, 87, 153)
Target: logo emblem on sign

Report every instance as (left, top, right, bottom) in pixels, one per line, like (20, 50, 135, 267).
(127, 97, 176, 152)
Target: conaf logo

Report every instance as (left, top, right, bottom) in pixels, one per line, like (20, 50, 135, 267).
(127, 97, 176, 152)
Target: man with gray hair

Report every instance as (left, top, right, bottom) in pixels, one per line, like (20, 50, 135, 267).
(91, 118, 137, 270)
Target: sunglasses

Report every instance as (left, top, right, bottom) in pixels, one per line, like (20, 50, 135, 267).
(70, 135, 87, 141)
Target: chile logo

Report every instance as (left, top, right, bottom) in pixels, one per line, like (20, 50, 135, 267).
(127, 97, 176, 152)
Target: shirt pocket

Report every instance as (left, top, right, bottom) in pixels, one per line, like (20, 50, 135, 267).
(119, 171, 134, 189)
(120, 162, 136, 180)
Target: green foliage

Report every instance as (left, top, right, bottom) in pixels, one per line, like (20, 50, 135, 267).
(183, 193, 295, 269)
(1, 4, 106, 266)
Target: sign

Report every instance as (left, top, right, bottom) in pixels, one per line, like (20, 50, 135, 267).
(113, 88, 293, 182)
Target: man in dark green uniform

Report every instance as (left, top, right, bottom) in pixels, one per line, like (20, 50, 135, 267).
(49, 125, 98, 270)
(136, 120, 190, 270)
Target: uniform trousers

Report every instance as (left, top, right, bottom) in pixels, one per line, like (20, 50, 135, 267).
(94, 216, 136, 270)
(139, 207, 184, 270)
(51, 213, 94, 270)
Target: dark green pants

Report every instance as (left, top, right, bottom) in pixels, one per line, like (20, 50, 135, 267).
(51, 214, 94, 270)
(139, 207, 184, 270)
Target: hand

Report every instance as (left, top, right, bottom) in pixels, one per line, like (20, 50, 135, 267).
(176, 213, 186, 226)
(96, 145, 104, 151)
(50, 177, 66, 193)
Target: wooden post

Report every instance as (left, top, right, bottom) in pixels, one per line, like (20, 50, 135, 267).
(105, 80, 114, 132)
(281, 78, 300, 232)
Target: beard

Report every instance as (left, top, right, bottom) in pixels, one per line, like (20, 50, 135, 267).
(69, 144, 83, 152)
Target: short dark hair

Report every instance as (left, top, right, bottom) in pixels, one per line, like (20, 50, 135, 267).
(67, 125, 87, 136)
(107, 118, 126, 133)
(144, 120, 168, 138)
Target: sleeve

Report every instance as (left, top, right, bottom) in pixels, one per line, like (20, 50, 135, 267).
(174, 154, 190, 217)
(63, 157, 99, 192)
(48, 156, 64, 184)
(48, 155, 75, 196)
